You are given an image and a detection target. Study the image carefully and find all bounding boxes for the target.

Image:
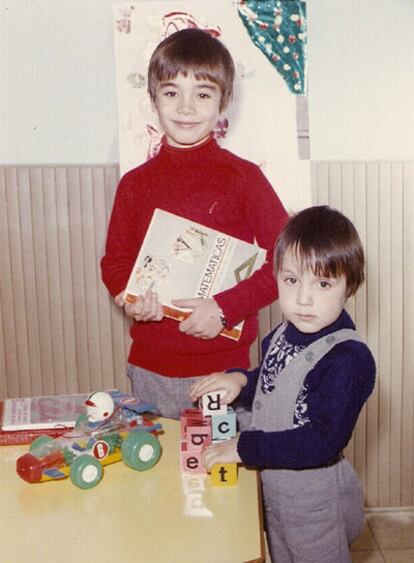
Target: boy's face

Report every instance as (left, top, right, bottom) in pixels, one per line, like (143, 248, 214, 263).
(276, 248, 348, 334)
(152, 72, 222, 149)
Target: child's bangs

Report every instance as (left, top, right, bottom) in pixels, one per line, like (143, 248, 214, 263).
(292, 243, 345, 280)
(156, 60, 224, 90)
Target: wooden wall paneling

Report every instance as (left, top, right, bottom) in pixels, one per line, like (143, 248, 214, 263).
(0, 168, 19, 399)
(389, 163, 404, 506)
(364, 162, 381, 508)
(54, 167, 79, 394)
(377, 163, 392, 507)
(401, 163, 414, 506)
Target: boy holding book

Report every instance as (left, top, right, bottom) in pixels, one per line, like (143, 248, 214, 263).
(190, 206, 376, 562)
(101, 29, 287, 419)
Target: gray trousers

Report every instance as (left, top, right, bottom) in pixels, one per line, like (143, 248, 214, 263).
(127, 363, 201, 419)
(262, 458, 364, 563)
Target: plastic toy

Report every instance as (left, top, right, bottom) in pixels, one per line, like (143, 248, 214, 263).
(16, 390, 162, 489)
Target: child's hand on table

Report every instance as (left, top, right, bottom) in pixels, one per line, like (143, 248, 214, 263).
(202, 437, 241, 471)
(189, 371, 247, 405)
(172, 297, 223, 339)
(115, 290, 164, 322)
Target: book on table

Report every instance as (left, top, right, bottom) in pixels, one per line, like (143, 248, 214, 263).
(1, 393, 88, 432)
(123, 209, 267, 341)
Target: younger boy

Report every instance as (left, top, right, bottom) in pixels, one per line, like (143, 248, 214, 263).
(190, 206, 376, 562)
(101, 29, 287, 419)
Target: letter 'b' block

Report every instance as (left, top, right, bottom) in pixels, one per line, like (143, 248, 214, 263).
(210, 463, 238, 487)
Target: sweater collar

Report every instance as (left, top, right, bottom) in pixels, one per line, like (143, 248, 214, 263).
(158, 133, 218, 164)
(284, 309, 356, 347)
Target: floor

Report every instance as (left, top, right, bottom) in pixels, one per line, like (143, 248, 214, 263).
(264, 510, 414, 562)
(350, 511, 414, 563)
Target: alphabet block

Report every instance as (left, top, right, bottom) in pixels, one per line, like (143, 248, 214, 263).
(180, 442, 206, 474)
(211, 408, 236, 441)
(180, 408, 205, 439)
(210, 463, 238, 487)
(201, 390, 227, 416)
(187, 423, 212, 450)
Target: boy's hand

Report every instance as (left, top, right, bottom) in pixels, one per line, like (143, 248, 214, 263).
(202, 437, 241, 471)
(115, 290, 163, 322)
(172, 298, 223, 339)
(190, 371, 247, 404)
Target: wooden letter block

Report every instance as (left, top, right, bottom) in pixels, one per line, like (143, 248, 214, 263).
(180, 408, 205, 439)
(180, 442, 206, 474)
(210, 463, 238, 487)
(187, 423, 212, 450)
(201, 391, 227, 416)
(211, 408, 236, 441)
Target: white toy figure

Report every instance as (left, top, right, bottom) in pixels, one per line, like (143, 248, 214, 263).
(85, 391, 115, 424)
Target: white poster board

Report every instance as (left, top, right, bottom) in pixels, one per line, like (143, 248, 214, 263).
(112, 0, 310, 212)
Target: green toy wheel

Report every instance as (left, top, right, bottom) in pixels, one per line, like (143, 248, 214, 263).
(121, 431, 161, 471)
(70, 454, 103, 489)
(29, 435, 54, 453)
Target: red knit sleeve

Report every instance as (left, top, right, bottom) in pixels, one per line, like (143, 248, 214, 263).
(213, 165, 287, 328)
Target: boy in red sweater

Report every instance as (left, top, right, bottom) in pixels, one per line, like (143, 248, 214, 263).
(101, 29, 287, 418)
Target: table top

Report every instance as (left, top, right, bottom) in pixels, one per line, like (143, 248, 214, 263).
(0, 417, 264, 563)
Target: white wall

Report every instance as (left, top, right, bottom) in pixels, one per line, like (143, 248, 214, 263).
(307, 0, 414, 160)
(0, 0, 118, 164)
(1, 0, 413, 164)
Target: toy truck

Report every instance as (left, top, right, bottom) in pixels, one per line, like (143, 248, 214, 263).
(16, 390, 162, 489)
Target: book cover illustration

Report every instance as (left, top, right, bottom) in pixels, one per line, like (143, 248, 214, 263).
(1, 393, 88, 431)
(124, 209, 267, 340)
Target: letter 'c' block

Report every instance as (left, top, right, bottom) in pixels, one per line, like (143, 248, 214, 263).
(210, 463, 238, 487)
(211, 408, 236, 441)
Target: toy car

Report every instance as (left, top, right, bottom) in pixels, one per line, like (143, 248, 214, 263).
(16, 390, 162, 489)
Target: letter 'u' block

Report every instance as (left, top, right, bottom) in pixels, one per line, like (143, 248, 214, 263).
(210, 463, 238, 487)
(211, 408, 236, 441)
(180, 442, 206, 474)
(201, 391, 227, 416)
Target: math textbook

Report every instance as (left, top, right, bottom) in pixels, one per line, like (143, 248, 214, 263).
(123, 209, 267, 341)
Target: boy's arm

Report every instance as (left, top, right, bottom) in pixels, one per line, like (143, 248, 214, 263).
(237, 343, 376, 469)
(214, 166, 287, 328)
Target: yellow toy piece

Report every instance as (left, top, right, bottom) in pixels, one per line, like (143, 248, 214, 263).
(210, 463, 238, 487)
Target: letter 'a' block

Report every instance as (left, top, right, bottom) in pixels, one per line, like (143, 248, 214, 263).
(211, 408, 236, 441)
(201, 391, 227, 416)
(180, 442, 206, 474)
(210, 463, 238, 487)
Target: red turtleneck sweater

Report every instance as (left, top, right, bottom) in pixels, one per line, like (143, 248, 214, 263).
(101, 136, 287, 376)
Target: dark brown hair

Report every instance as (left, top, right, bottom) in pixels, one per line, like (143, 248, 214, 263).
(274, 206, 365, 297)
(148, 29, 235, 112)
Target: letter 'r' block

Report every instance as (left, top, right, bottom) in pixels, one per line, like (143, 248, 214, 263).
(210, 463, 238, 487)
(211, 408, 236, 441)
(201, 391, 227, 416)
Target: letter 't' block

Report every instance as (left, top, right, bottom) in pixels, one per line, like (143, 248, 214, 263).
(180, 442, 206, 474)
(201, 390, 227, 416)
(211, 407, 236, 441)
(210, 463, 238, 487)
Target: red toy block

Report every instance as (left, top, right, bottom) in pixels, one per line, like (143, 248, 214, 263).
(180, 408, 205, 439)
(180, 442, 206, 474)
(186, 422, 212, 450)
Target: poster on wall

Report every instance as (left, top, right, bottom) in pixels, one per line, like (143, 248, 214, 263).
(112, 0, 310, 212)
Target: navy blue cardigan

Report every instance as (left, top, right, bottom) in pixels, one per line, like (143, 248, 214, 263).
(236, 310, 376, 469)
